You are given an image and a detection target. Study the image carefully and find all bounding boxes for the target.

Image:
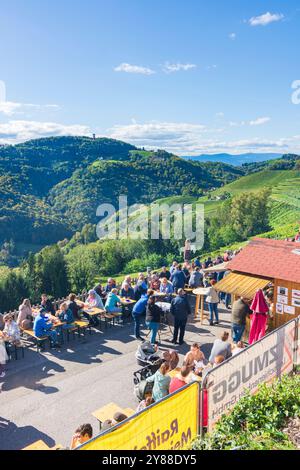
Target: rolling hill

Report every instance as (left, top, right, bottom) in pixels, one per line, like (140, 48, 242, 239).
(0, 136, 245, 262)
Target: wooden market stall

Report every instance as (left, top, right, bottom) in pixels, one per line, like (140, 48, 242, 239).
(194, 238, 300, 330)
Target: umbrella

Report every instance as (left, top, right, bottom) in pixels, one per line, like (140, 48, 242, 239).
(250, 289, 269, 314)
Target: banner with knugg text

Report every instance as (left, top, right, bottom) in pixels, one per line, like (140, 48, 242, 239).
(204, 320, 296, 432)
(79, 382, 199, 451)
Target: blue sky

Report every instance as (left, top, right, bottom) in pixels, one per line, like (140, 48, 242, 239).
(0, 0, 300, 155)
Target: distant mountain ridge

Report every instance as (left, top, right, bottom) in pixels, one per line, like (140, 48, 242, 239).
(183, 153, 282, 166)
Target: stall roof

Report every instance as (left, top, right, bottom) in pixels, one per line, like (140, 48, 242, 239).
(202, 262, 229, 273)
(214, 272, 271, 299)
(227, 238, 300, 284)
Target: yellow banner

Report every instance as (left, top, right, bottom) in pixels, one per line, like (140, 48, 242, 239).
(80, 383, 199, 451)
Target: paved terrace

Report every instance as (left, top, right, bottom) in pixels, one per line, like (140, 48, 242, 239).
(0, 299, 231, 450)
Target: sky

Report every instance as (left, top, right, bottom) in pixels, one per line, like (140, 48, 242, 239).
(0, 0, 300, 155)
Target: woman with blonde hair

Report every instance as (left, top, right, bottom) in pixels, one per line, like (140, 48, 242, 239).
(17, 299, 33, 329)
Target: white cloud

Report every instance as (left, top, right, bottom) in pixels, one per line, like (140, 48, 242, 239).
(105, 120, 300, 155)
(0, 101, 60, 116)
(163, 62, 197, 73)
(114, 63, 156, 75)
(0, 120, 90, 145)
(249, 117, 271, 126)
(229, 33, 236, 40)
(249, 12, 284, 26)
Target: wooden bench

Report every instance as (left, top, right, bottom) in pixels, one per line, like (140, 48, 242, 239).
(23, 439, 63, 450)
(92, 402, 135, 430)
(22, 329, 49, 351)
(103, 313, 117, 328)
(74, 320, 92, 337)
(5, 341, 25, 360)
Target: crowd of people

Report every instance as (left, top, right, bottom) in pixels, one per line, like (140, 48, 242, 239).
(0, 249, 242, 379)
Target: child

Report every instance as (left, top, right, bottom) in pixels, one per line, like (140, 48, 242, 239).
(0, 331, 8, 378)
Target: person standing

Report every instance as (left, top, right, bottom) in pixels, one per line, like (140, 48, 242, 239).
(132, 289, 154, 341)
(206, 280, 220, 326)
(145, 296, 162, 344)
(231, 297, 251, 343)
(188, 267, 203, 288)
(170, 265, 186, 293)
(170, 289, 191, 345)
(249, 290, 269, 345)
(184, 239, 192, 262)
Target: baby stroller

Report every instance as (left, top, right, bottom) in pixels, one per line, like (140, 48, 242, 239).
(135, 341, 161, 367)
(133, 358, 164, 402)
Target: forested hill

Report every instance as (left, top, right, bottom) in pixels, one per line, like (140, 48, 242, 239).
(0, 136, 244, 261)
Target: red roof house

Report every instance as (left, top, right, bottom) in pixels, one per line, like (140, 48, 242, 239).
(227, 238, 300, 284)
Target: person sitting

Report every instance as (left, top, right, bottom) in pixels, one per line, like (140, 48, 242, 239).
(209, 331, 232, 364)
(184, 343, 208, 375)
(93, 282, 106, 299)
(104, 278, 116, 294)
(67, 293, 83, 320)
(202, 355, 225, 382)
(17, 299, 34, 330)
(170, 265, 186, 293)
(136, 395, 154, 413)
(84, 289, 104, 326)
(132, 289, 154, 341)
(232, 341, 245, 356)
(134, 274, 148, 301)
(70, 423, 93, 449)
(188, 267, 203, 289)
(0, 331, 8, 378)
(145, 362, 171, 402)
(169, 366, 191, 394)
(57, 302, 75, 330)
(33, 308, 60, 349)
(159, 266, 171, 281)
(159, 277, 174, 302)
(86, 289, 104, 309)
(120, 282, 135, 300)
(102, 411, 128, 431)
(145, 296, 162, 345)
(194, 257, 201, 268)
(162, 350, 180, 371)
(40, 294, 55, 316)
(149, 274, 160, 291)
(121, 275, 132, 289)
(105, 288, 122, 314)
(3, 314, 21, 346)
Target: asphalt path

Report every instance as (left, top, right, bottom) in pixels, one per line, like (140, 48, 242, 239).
(0, 302, 231, 450)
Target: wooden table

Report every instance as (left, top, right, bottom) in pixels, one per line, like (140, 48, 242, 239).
(92, 402, 135, 429)
(81, 307, 105, 316)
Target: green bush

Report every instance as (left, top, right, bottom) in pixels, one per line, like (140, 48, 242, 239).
(192, 374, 300, 450)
